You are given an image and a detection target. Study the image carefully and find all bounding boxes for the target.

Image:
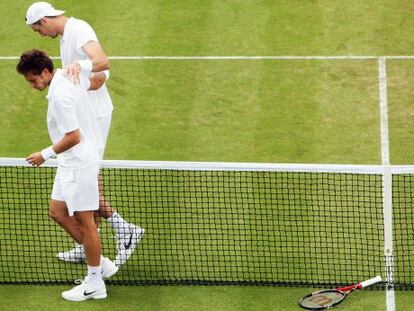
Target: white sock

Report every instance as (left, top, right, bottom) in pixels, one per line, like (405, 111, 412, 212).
(107, 212, 130, 236)
(87, 265, 102, 286)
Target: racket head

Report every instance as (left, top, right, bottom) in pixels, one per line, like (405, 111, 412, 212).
(299, 289, 346, 310)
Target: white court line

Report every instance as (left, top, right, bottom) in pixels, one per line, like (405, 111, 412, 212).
(378, 57, 395, 311)
(2, 55, 414, 60)
(379, 58, 390, 165)
(108, 55, 379, 60)
(108, 55, 414, 60)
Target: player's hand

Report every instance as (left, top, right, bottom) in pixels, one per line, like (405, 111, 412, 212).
(63, 62, 81, 85)
(26, 152, 45, 167)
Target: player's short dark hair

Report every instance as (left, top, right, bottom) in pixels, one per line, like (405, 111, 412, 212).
(16, 49, 54, 76)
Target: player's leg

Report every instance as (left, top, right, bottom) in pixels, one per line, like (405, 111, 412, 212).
(50, 168, 86, 262)
(62, 210, 107, 301)
(97, 113, 145, 266)
(49, 199, 82, 243)
(49, 199, 86, 262)
(75, 211, 101, 266)
(60, 165, 114, 301)
(98, 174, 145, 266)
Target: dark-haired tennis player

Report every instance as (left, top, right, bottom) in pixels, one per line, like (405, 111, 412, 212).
(17, 49, 116, 301)
(25, 1, 144, 266)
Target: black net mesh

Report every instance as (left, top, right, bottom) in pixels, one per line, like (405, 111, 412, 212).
(392, 174, 414, 290)
(0, 164, 386, 286)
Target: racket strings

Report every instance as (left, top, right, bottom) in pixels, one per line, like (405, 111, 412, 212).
(300, 290, 345, 309)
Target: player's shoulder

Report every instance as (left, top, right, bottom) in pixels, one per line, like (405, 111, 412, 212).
(55, 71, 75, 89)
(50, 70, 86, 100)
(68, 17, 95, 32)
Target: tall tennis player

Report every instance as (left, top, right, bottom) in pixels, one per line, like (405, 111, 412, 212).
(25, 1, 144, 266)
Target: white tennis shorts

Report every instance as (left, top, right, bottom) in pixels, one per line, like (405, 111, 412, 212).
(97, 114, 112, 159)
(51, 164, 100, 216)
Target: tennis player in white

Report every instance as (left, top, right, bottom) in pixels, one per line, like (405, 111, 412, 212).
(25, 1, 144, 266)
(17, 49, 118, 301)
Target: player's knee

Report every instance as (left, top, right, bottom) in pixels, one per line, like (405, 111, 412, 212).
(49, 203, 68, 224)
(49, 207, 61, 223)
(80, 222, 98, 237)
(49, 201, 65, 222)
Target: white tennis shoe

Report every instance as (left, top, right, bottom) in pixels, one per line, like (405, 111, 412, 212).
(114, 225, 145, 266)
(62, 277, 106, 302)
(57, 225, 145, 267)
(101, 256, 119, 279)
(57, 243, 86, 263)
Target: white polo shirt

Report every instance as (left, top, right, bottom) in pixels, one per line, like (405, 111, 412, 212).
(47, 69, 101, 169)
(60, 17, 113, 118)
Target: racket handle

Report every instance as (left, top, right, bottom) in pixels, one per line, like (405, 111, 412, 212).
(360, 275, 382, 288)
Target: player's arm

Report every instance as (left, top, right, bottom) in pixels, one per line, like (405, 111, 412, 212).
(64, 41, 110, 83)
(51, 130, 81, 153)
(27, 94, 80, 166)
(88, 71, 109, 91)
(83, 41, 110, 72)
(26, 130, 81, 166)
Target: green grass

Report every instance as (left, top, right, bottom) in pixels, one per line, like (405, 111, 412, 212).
(107, 59, 381, 163)
(3, 1, 414, 56)
(387, 60, 414, 164)
(0, 0, 414, 310)
(0, 285, 388, 311)
(2, 59, 381, 163)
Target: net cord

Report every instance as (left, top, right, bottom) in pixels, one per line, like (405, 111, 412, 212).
(0, 157, 406, 173)
(2, 157, 414, 174)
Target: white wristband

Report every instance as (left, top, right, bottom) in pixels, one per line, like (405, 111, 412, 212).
(41, 146, 57, 161)
(102, 70, 110, 81)
(77, 59, 93, 72)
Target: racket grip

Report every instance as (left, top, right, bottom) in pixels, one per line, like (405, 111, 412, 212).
(360, 275, 382, 288)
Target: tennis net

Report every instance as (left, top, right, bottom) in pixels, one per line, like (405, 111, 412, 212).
(0, 158, 411, 288)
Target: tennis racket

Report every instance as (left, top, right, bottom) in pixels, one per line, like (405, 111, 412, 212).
(299, 275, 382, 310)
